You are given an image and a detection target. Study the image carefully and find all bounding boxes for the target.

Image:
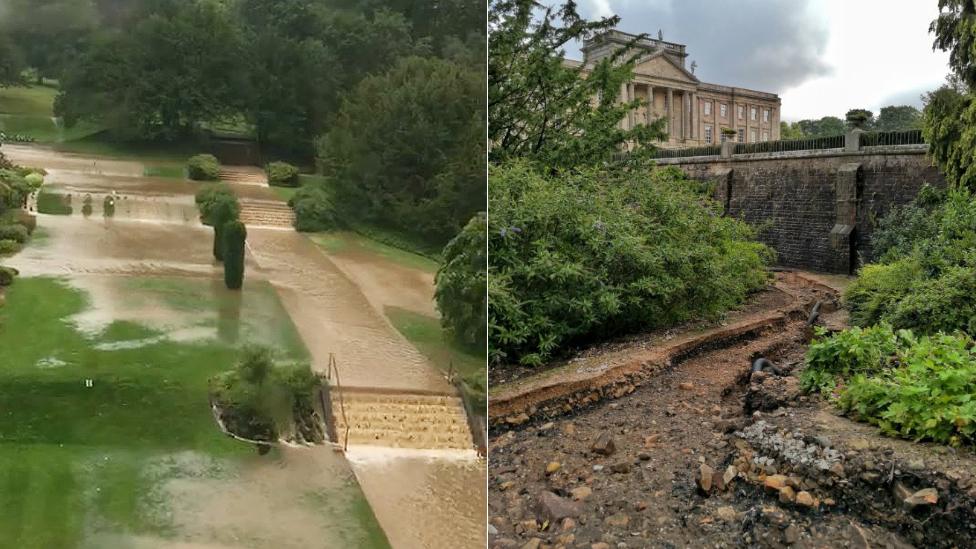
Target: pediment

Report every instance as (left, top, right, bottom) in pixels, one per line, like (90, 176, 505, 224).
(633, 52, 698, 83)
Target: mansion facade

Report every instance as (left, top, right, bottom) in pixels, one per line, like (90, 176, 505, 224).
(570, 30, 782, 148)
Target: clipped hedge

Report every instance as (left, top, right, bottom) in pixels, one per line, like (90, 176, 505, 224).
(0, 224, 29, 243)
(187, 154, 221, 181)
(195, 183, 239, 225)
(266, 161, 299, 187)
(0, 239, 21, 255)
(222, 220, 246, 289)
(289, 185, 338, 232)
(0, 265, 18, 286)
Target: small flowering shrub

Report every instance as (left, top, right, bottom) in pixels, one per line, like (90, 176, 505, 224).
(488, 161, 773, 367)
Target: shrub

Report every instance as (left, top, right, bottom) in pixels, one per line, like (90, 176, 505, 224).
(488, 161, 772, 367)
(266, 161, 299, 187)
(222, 220, 246, 289)
(834, 331, 976, 446)
(0, 265, 18, 286)
(23, 172, 43, 189)
(871, 185, 944, 262)
(289, 185, 339, 232)
(187, 154, 220, 181)
(36, 190, 72, 215)
(102, 195, 116, 218)
(0, 224, 29, 243)
(435, 212, 486, 350)
(195, 183, 239, 225)
(801, 324, 907, 393)
(0, 239, 21, 255)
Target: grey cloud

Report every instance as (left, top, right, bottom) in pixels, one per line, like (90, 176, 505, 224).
(875, 83, 942, 110)
(570, 0, 832, 94)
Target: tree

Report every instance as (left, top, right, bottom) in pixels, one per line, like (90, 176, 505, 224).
(932, 0, 976, 89)
(319, 55, 485, 244)
(435, 212, 487, 350)
(845, 108, 874, 130)
(779, 121, 804, 139)
(0, 0, 99, 83)
(55, 0, 246, 140)
(796, 116, 846, 138)
(875, 105, 922, 131)
(0, 34, 24, 87)
(923, 81, 974, 188)
(488, 0, 666, 169)
(222, 220, 247, 289)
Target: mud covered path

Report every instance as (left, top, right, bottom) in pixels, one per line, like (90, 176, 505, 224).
(488, 274, 976, 549)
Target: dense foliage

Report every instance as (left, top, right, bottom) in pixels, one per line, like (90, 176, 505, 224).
(194, 183, 239, 225)
(803, 325, 976, 446)
(319, 55, 485, 244)
(779, 105, 921, 140)
(435, 213, 486, 350)
(846, 189, 976, 334)
(488, 162, 772, 366)
(187, 154, 220, 181)
(488, 0, 665, 168)
(265, 161, 298, 187)
(222, 220, 246, 290)
(289, 184, 339, 232)
(209, 345, 321, 443)
(0, 266, 18, 286)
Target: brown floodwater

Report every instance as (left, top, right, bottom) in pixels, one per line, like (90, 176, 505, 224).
(7, 145, 487, 549)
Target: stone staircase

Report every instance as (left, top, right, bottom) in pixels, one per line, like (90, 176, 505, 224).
(239, 199, 295, 229)
(332, 389, 475, 450)
(219, 166, 267, 186)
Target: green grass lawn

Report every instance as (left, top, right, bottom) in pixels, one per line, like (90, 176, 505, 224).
(311, 231, 440, 273)
(0, 276, 389, 547)
(0, 85, 57, 116)
(385, 306, 486, 409)
(143, 164, 186, 179)
(36, 190, 73, 215)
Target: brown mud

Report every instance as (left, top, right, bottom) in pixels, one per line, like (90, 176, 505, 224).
(488, 272, 976, 549)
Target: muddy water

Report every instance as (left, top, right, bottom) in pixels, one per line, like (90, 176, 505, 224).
(247, 228, 453, 393)
(347, 448, 487, 549)
(8, 145, 486, 549)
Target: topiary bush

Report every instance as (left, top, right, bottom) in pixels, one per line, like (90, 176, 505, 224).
(0, 265, 18, 286)
(435, 212, 486, 350)
(195, 183, 239, 225)
(0, 224, 29, 243)
(0, 239, 21, 255)
(289, 185, 339, 232)
(187, 154, 221, 181)
(222, 220, 246, 289)
(266, 161, 299, 187)
(488, 161, 773, 367)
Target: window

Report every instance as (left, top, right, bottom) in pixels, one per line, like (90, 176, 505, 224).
(762, 130, 769, 141)
(750, 107, 757, 121)
(763, 109, 770, 122)
(750, 129, 757, 143)
(737, 105, 744, 119)
(737, 128, 745, 142)
(704, 124, 713, 144)
(719, 103, 727, 117)
(703, 101, 711, 116)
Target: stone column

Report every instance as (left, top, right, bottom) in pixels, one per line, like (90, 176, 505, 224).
(619, 82, 628, 130)
(683, 92, 691, 141)
(646, 85, 654, 125)
(627, 83, 635, 128)
(666, 88, 674, 139)
(690, 92, 697, 141)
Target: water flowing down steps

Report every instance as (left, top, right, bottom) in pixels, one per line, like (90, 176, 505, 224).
(332, 388, 476, 450)
(239, 199, 296, 229)
(218, 165, 267, 185)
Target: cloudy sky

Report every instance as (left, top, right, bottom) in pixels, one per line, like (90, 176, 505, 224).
(567, 0, 950, 121)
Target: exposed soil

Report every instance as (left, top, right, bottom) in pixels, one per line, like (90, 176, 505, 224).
(488, 273, 976, 549)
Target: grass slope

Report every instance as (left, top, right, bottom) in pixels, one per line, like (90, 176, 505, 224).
(0, 277, 387, 547)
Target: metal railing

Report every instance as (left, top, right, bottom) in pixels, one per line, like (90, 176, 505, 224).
(859, 129, 925, 147)
(648, 144, 722, 159)
(733, 134, 845, 155)
(325, 353, 350, 451)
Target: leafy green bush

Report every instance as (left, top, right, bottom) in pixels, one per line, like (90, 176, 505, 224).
(289, 185, 339, 232)
(801, 324, 907, 393)
(435, 212, 486, 350)
(209, 346, 322, 443)
(318, 56, 484, 245)
(844, 259, 923, 328)
(488, 161, 773, 367)
(187, 154, 220, 181)
(835, 331, 976, 446)
(194, 183, 239, 225)
(222, 220, 246, 289)
(0, 239, 21, 255)
(0, 224, 29, 243)
(0, 265, 18, 286)
(871, 185, 944, 262)
(266, 161, 299, 187)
